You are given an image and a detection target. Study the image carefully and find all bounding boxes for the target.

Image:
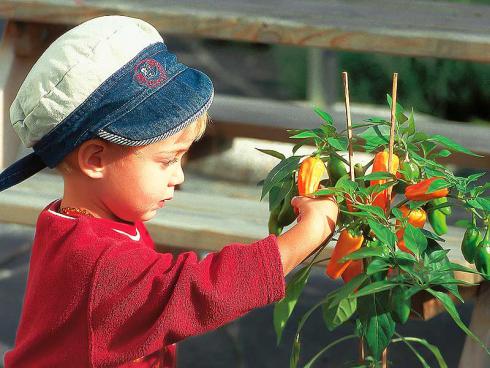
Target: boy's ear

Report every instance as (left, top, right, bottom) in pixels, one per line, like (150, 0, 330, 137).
(77, 139, 110, 179)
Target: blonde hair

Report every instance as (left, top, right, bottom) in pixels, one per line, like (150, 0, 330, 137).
(188, 111, 209, 142)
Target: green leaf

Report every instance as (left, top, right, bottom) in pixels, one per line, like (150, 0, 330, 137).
(358, 171, 394, 181)
(392, 250, 418, 265)
(420, 229, 445, 242)
(354, 280, 398, 298)
(391, 207, 404, 221)
(366, 258, 390, 275)
(290, 336, 301, 368)
(289, 130, 320, 139)
(442, 262, 483, 275)
(292, 141, 307, 154)
(368, 220, 396, 248)
(429, 135, 482, 157)
(406, 109, 416, 136)
(313, 106, 334, 125)
(365, 183, 397, 201)
(358, 291, 395, 359)
(327, 137, 349, 151)
(476, 197, 490, 211)
(340, 247, 386, 262)
(427, 289, 490, 356)
(261, 156, 301, 200)
(466, 172, 486, 183)
(410, 131, 429, 143)
(421, 141, 437, 157)
(386, 94, 407, 123)
(359, 125, 390, 152)
(335, 175, 358, 193)
(312, 188, 341, 196)
(268, 178, 293, 211)
(274, 266, 311, 345)
(328, 274, 369, 306)
(255, 148, 286, 161)
(435, 149, 452, 158)
(427, 178, 450, 194)
(428, 249, 450, 263)
(403, 224, 428, 257)
(322, 297, 357, 331)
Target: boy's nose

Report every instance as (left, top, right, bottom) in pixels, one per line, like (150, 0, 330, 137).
(169, 164, 185, 187)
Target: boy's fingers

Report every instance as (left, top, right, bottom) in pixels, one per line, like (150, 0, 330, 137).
(291, 196, 301, 216)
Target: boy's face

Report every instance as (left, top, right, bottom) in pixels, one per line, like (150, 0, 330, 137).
(100, 125, 196, 222)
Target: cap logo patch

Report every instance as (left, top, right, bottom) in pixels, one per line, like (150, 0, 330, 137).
(134, 58, 167, 88)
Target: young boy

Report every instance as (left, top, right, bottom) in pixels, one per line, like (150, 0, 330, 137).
(0, 16, 338, 367)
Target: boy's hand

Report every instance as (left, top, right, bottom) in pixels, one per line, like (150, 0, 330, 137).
(277, 191, 339, 275)
(291, 194, 338, 244)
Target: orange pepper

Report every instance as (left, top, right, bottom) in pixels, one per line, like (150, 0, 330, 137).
(297, 156, 325, 196)
(326, 229, 364, 279)
(396, 205, 426, 253)
(341, 260, 363, 283)
(405, 177, 449, 202)
(370, 151, 399, 212)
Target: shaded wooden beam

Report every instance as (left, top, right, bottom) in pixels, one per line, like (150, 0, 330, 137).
(0, 0, 489, 62)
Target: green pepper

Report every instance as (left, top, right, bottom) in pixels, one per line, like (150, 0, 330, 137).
(277, 186, 298, 227)
(268, 204, 283, 236)
(432, 197, 451, 216)
(428, 208, 448, 235)
(354, 163, 366, 188)
(327, 155, 347, 186)
(461, 225, 482, 263)
(474, 227, 490, 280)
(390, 286, 411, 324)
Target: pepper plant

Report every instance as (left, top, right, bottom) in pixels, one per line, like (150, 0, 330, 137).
(258, 96, 490, 367)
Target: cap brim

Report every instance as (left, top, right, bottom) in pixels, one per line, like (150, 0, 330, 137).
(97, 67, 214, 146)
(0, 152, 47, 192)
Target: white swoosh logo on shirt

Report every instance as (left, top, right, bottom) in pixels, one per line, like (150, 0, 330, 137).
(112, 228, 141, 241)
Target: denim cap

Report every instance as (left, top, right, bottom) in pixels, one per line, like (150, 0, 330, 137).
(0, 15, 214, 192)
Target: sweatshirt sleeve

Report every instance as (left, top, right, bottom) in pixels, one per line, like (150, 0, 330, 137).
(88, 234, 285, 366)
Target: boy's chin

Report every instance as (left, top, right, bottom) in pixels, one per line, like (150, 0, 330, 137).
(138, 209, 158, 222)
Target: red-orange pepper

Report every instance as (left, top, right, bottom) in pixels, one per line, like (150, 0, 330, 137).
(404, 177, 449, 201)
(396, 205, 427, 253)
(341, 259, 363, 283)
(297, 156, 325, 196)
(326, 229, 364, 279)
(370, 151, 399, 212)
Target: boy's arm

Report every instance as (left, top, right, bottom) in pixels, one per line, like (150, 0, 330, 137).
(278, 195, 338, 275)
(277, 213, 336, 275)
(88, 235, 284, 366)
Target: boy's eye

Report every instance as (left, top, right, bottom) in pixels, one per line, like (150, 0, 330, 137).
(162, 157, 179, 166)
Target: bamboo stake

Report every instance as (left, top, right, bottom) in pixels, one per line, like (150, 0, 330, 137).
(342, 72, 355, 181)
(387, 73, 398, 201)
(342, 71, 367, 363)
(381, 72, 399, 368)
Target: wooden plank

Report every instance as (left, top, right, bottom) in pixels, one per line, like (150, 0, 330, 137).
(0, 0, 489, 62)
(208, 94, 490, 167)
(458, 282, 490, 368)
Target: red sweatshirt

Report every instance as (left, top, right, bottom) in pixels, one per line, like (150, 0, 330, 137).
(4, 200, 285, 367)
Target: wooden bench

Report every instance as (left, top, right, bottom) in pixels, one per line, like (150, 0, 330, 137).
(0, 1, 489, 365)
